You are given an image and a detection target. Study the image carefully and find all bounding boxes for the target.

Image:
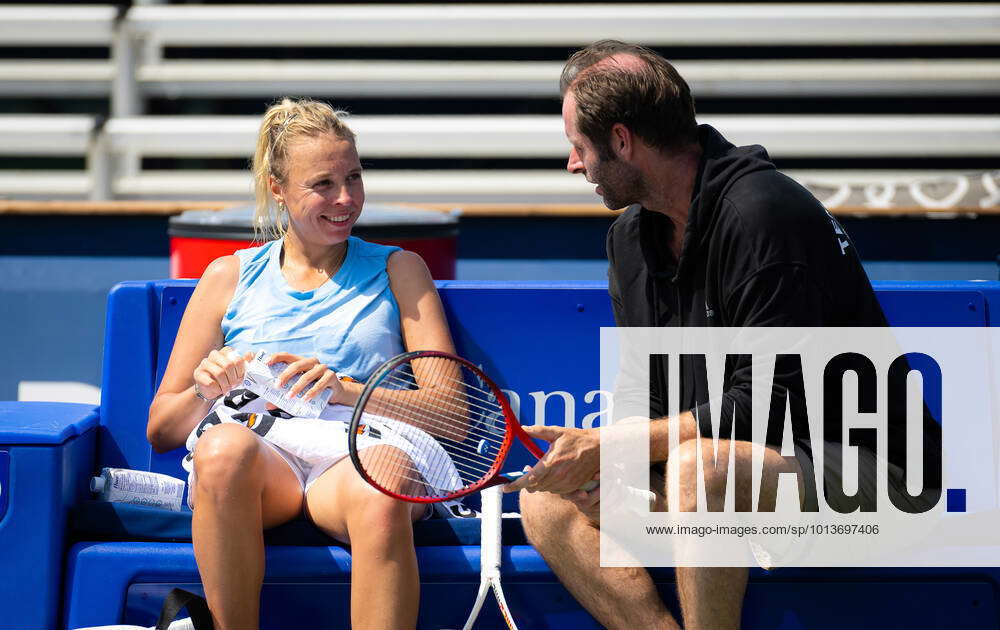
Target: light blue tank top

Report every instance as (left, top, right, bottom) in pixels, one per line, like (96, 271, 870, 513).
(222, 236, 404, 382)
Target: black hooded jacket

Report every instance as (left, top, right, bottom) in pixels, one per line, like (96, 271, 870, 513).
(607, 125, 941, 482)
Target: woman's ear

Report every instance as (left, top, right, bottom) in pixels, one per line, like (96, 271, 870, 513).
(269, 174, 283, 207)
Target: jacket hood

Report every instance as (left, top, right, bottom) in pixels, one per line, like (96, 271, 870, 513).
(668, 124, 776, 279)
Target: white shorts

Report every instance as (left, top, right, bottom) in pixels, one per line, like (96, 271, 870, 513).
(182, 397, 463, 512)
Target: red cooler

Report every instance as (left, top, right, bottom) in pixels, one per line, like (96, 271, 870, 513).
(169, 203, 458, 279)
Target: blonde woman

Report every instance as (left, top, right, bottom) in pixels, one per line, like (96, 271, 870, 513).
(147, 98, 456, 630)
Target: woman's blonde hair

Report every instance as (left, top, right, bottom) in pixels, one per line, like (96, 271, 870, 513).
(251, 97, 356, 241)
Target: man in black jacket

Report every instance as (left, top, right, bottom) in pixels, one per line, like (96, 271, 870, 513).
(505, 41, 940, 630)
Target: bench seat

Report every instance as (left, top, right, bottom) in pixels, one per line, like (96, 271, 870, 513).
(24, 279, 1000, 628)
(70, 501, 527, 547)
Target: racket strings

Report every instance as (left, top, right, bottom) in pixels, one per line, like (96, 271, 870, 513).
(359, 356, 510, 499)
(363, 400, 502, 478)
(370, 381, 503, 487)
(366, 378, 504, 452)
(367, 365, 508, 449)
(377, 369, 508, 431)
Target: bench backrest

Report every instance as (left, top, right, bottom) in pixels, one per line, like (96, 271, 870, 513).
(98, 279, 999, 481)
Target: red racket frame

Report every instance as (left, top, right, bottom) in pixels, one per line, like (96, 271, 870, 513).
(348, 350, 544, 504)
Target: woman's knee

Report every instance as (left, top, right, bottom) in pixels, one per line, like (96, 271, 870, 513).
(359, 489, 414, 526)
(356, 445, 423, 497)
(346, 490, 415, 546)
(192, 424, 265, 491)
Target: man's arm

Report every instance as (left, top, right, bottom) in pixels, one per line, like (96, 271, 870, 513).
(509, 263, 828, 495)
(504, 411, 700, 495)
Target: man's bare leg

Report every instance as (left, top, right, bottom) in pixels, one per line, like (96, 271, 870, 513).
(520, 489, 680, 630)
(670, 437, 803, 630)
(676, 567, 747, 630)
(522, 436, 801, 630)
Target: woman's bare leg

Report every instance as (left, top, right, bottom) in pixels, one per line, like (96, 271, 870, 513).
(191, 423, 304, 630)
(304, 449, 425, 630)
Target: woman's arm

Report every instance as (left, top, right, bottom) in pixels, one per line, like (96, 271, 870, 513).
(147, 255, 241, 453)
(387, 249, 457, 358)
(330, 250, 458, 409)
(340, 249, 471, 440)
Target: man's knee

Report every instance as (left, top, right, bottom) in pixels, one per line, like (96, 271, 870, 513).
(672, 437, 735, 511)
(520, 490, 591, 545)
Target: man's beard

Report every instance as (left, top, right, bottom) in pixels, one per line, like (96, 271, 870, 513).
(591, 153, 645, 210)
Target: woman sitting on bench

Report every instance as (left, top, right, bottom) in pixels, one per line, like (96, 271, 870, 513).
(146, 97, 456, 630)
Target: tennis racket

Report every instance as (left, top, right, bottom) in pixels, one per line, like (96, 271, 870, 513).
(347, 350, 548, 503)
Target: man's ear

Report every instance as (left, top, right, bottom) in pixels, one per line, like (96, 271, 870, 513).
(610, 123, 633, 159)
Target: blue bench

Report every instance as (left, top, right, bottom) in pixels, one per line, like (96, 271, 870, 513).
(2, 279, 1000, 629)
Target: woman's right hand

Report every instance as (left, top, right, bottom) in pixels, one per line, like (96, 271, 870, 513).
(268, 352, 345, 405)
(192, 347, 251, 401)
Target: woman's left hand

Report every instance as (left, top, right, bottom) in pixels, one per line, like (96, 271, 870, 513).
(267, 352, 344, 405)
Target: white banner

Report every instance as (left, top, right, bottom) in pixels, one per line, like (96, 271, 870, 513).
(599, 327, 1000, 567)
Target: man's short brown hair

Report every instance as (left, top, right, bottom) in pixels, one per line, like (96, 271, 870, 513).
(561, 40, 697, 157)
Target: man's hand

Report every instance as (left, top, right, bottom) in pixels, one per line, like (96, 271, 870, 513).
(562, 472, 601, 524)
(503, 425, 600, 494)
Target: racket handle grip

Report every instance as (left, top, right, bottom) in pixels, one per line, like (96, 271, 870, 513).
(481, 485, 503, 573)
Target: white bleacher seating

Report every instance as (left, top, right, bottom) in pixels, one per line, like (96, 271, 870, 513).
(101, 114, 1000, 160)
(0, 62, 111, 98)
(4, 113, 994, 201)
(123, 4, 1000, 46)
(0, 5, 116, 45)
(119, 3, 1000, 107)
(7, 3, 1000, 103)
(98, 114, 1000, 203)
(2, 3, 999, 202)
(135, 59, 1000, 100)
(1, 116, 96, 156)
(0, 6, 114, 198)
(0, 6, 115, 98)
(0, 115, 106, 199)
(113, 168, 998, 209)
